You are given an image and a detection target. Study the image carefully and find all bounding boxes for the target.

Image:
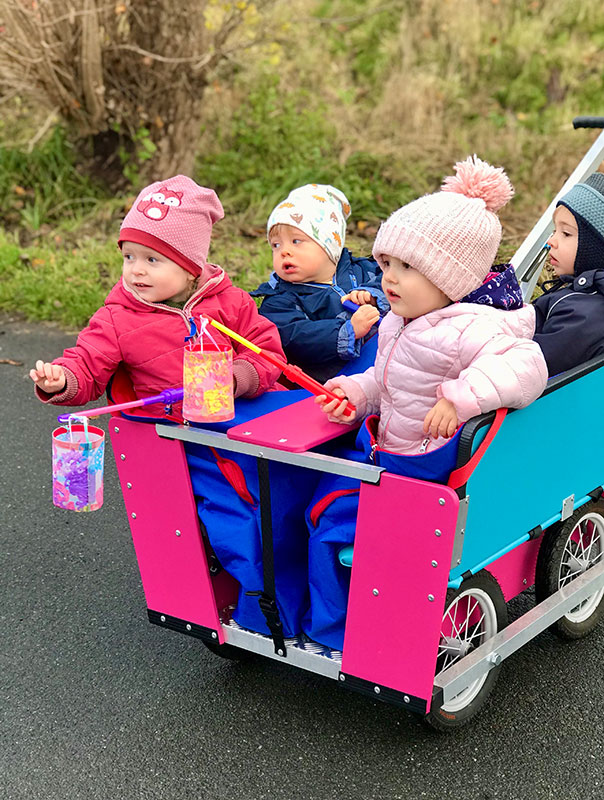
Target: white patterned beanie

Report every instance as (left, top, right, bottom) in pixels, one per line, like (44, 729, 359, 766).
(372, 156, 515, 301)
(267, 184, 351, 264)
(118, 174, 224, 276)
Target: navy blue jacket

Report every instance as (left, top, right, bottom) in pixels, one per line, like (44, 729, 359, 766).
(251, 248, 388, 382)
(533, 269, 604, 376)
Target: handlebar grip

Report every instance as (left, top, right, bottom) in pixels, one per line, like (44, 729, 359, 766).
(573, 116, 604, 130)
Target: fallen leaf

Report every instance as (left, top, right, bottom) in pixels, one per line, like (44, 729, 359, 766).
(0, 358, 24, 366)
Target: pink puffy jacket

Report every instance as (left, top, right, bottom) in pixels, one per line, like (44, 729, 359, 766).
(326, 304, 548, 455)
(36, 264, 284, 415)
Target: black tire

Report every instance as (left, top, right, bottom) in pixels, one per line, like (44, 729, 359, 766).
(425, 571, 508, 732)
(202, 638, 253, 662)
(535, 501, 604, 640)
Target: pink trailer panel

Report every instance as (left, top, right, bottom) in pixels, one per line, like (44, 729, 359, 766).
(342, 472, 459, 711)
(486, 536, 541, 602)
(109, 418, 236, 641)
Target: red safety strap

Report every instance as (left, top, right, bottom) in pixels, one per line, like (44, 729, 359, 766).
(447, 408, 507, 490)
(209, 447, 256, 506)
(309, 488, 360, 528)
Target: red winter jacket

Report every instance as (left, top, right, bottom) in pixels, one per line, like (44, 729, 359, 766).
(36, 265, 284, 415)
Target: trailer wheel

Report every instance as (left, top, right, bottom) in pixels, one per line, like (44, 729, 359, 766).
(426, 571, 507, 732)
(535, 502, 604, 639)
(202, 639, 253, 661)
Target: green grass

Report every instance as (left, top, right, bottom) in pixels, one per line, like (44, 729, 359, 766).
(1, 0, 604, 328)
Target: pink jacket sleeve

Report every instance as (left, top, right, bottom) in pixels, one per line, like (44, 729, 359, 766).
(325, 366, 382, 422)
(437, 318, 548, 422)
(229, 291, 284, 397)
(35, 305, 122, 406)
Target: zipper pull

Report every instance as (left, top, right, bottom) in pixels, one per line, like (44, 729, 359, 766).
(393, 321, 405, 340)
(184, 316, 197, 343)
(370, 442, 378, 462)
(418, 437, 430, 454)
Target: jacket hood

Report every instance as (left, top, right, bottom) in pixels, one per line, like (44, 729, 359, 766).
(105, 262, 228, 311)
(542, 269, 604, 297)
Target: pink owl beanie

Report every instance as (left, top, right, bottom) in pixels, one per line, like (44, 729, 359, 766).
(372, 156, 514, 301)
(118, 175, 224, 276)
(267, 184, 351, 264)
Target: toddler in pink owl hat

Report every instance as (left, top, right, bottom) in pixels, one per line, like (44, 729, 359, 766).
(30, 175, 285, 417)
(318, 155, 548, 454)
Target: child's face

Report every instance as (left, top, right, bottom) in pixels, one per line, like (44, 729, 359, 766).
(269, 225, 336, 284)
(122, 241, 196, 304)
(547, 205, 578, 277)
(381, 255, 450, 319)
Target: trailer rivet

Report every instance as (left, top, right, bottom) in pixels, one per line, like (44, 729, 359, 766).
(277, 649, 284, 657)
(372, 588, 379, 596)
(523, 578, 527, 585)
(114, 427, 119, 433)
(488, 652, 502, 666)
(186, 624, 191, 631)
(456, 558, 461, 565)
(120, 454, 126, 461)
(339, 674, 346, 681)
(460, 528, 465, 536)
(438, 498, 445, 506)
(243, 431, 252, 436)
(434, 529, 442, 537)
(428, 594, 435, 602)
(403, 695, 410, 704)
(211, 632, 218, 639)
(374, 686, 381, 694)
(431, 560, 438, 568)
(258, 451, 264, 458)
(131, 512, 136, 519)
(126, 482, 132, 489)
(175, 529, 181, 537)
(278, 438, 288, 443)
(160, 615, 166, 622)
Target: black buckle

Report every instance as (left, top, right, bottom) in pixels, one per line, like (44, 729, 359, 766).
(246, 591, 286, 657)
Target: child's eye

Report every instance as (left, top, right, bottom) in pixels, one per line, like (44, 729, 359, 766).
(382, 259, 390, 267)
(292, 238, 303, 245)
(271, 242, 280, 249)
(148, 257, 158, 264)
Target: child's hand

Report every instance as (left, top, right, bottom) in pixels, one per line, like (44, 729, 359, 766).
(342, 290, 376, 307)
(29, 360, 66, 393)
(315, 387, 357, 423)
(423, 398, 458, 439)
(351, 305, 380, 338)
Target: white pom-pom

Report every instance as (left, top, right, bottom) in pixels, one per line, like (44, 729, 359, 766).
(441, 154, 514, 212)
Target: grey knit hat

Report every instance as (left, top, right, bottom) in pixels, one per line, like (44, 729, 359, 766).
(557, 172, 604, 275)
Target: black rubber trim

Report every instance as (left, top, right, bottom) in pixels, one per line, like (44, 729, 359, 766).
(573, 116, 604, 129)
(589, 486, 604, 502)
(528, 525, 543, 540)
(541, 354, 604, 396)
(148, 610, 218, 642)
(461, 569, 473, 581)
(339, 673, 427, 715)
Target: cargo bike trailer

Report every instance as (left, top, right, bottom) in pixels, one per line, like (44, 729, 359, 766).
(108, 117, 604, 731)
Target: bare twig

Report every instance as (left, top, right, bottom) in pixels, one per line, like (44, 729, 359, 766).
(26, 110, 59, 152)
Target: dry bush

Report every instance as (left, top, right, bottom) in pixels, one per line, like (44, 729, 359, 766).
(0, 0, 279, 185)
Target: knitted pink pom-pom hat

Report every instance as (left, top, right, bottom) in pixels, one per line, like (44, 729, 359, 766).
(118, 175, 224, 276)
(372, 155, 514, 301)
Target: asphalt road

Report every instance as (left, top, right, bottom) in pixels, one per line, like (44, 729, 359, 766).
(2, 312, 604, 800)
